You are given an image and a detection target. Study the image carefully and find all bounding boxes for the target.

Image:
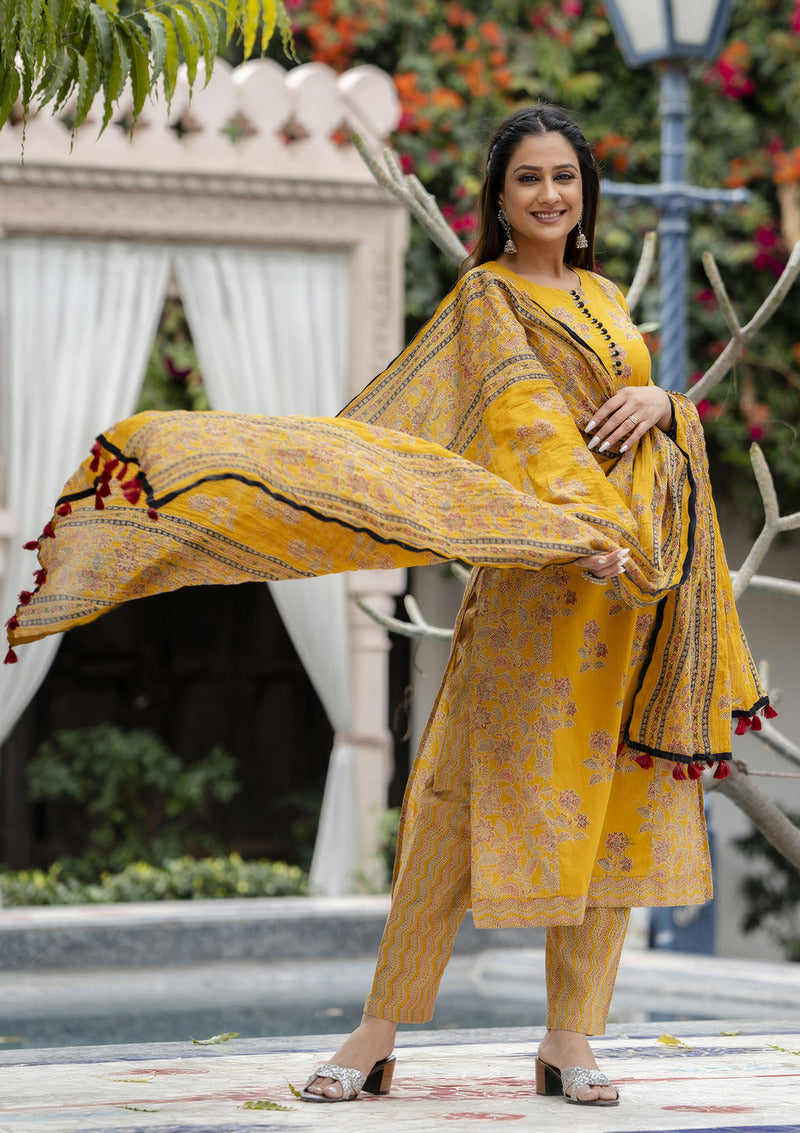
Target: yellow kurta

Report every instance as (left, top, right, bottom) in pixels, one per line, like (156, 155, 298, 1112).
(8, 263, 767, 925)
(382, 265, 712, 925)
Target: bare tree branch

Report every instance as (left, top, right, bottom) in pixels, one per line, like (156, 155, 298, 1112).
(709, 761, 800, 871)
(625, 231, 657, 314)
(733, 445, 800, 600)
(690, 242, 800, 402)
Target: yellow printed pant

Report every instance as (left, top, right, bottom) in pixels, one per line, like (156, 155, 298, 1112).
(364, 782, 629, 1033)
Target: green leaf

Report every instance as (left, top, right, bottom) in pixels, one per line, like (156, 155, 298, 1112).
(141, 12, 167, 87)
(72, 46, 97, 132)
(102, 21, 130, 131)
(188, 1, 220, 82)
(171, 5, 201, 87)
(150, 11, 179, 108)
(241, 1100, 293, 1111)
(89, 4, 113, 71)
(286, 1079, 301, 1098)
(191, 1031, 240, 1045)
(0, 62, 21, 131)
(124, 24, 150, 124)
(224, 0, 239, 43)
(260, 0, 276, 54)
(242, 0, 259, 58)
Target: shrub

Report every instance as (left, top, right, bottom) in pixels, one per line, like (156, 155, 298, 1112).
(0, 854, 308, 906)
(27, 724, 240, 880)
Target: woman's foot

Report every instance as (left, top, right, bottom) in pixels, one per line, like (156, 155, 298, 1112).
(537, 1029, 618, 1104)
(304, 1013, 397, 1100)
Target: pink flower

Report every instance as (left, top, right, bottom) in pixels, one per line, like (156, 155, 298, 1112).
(688, 371, 704, 386)
(696, 400, 711, 419)
(400, 153, 415, 174)
(792, 1, 800, 32)
(694, 288, 717, 310)
(562, 0, 583, 15)
(749, 424, 765, 440)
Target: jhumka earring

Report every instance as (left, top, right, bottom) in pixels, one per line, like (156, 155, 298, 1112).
(575, 210, 589, 250)
(498, 207, 517, 254)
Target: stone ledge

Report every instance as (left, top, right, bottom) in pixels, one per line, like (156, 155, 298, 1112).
(0, 895, 545, 971)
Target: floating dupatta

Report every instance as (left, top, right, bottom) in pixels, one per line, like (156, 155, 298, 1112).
(5, 266, 770, 769)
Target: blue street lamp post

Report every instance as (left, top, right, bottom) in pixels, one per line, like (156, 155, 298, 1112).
(602, 0, 748, 391)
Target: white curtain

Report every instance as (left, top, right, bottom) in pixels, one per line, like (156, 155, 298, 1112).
(173, 245, 359, 895)
(0, 236, 170, 749)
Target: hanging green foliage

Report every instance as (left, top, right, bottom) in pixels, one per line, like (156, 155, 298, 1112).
(0, 0, 293, 132)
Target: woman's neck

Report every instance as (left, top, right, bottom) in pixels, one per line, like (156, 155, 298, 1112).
(495, 254, 581, 290)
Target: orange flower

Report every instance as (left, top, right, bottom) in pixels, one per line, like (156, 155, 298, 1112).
(773, 147, 800, 184)
(479, 20, 505, 47)
(464, 35, 480, 52)
(445, 1, 475, 28)
(431, 87, 465, 110)
(429, 31, 456, 54)
(489, 49, 507, 66)
(493, 67, 512, 90)
(792, 343, 800, 366)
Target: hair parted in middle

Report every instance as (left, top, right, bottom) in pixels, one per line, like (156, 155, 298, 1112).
(469, 104, 599, 271)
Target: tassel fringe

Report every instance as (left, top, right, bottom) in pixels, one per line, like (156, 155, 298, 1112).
(713, 761, 731, 780)
(4, 647, 18, 664)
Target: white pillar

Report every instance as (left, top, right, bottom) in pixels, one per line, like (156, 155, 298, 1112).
(346, 568, 406, 890)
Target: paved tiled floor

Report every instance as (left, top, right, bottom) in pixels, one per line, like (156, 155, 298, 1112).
(2, 1021, 799, 1132)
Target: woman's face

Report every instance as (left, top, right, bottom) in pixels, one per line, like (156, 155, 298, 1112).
(498, 131, 583, 256)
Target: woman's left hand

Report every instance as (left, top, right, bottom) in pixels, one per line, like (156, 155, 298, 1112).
(584, 386, 672, 455)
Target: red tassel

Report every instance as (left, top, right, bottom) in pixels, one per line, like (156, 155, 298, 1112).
(116, 463, 128, 480)
(18, 591, 33, 606)
(734, 717, 749, 736)
(23, 540, 39, 551)
(763, 705, 778, 719)
(687, 762, 703, 780)
(750, 714, 762, 731)
(634, 753, 653, 769)
(34, 569, 47, 587)
(4, 647, 18, 664)
(147, 507, 159, 521)
(42, 522, 55, 539)
(713, 760, 731, 780)
(94, 493, 105, 511)
(98, 482, 111, 498)
(672, 764, 687, 781)
(89, 441, 102, 472)
(616, 741, 626, 756)
(122, 477, 142, 504)
(56, 502, 72, 517)
(5, 616, 19, 630)
(104, 458, 119, 474)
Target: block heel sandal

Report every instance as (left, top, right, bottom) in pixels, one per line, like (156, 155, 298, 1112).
(301, 1055, 396, 1102)
(535, 1057, 619, 1106)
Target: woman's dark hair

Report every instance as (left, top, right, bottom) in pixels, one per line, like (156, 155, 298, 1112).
(470, 104, 599, 271)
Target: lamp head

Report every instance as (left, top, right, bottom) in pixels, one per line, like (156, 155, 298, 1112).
(604, 0, 734, 68)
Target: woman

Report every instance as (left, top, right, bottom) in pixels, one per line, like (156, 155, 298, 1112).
(7, 106, 768, 1106)
(300, 105, 768, 1105)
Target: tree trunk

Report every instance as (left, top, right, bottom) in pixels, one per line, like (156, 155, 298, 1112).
(715, 761, 800, 872)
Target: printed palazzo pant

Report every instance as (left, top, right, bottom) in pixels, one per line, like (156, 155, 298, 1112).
(364, 772, 629, 1034)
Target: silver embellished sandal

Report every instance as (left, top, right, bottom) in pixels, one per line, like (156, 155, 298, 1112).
(535, 1057, 619, 1106)
(300, 1055, 396, 1102)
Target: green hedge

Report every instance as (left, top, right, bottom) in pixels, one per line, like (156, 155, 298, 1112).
(0, 854, 308, 906)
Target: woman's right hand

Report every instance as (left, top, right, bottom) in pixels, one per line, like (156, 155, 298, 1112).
(574, 547, 629, 580)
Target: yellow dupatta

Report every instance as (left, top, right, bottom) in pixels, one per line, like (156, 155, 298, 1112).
(6, 265, 768, 767)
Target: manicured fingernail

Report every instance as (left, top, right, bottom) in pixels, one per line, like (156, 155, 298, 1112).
(587, 435, 600, 451)
(597, 557, 606, 565)
(598, 440, 610, 453)
(585, 419, 597, 433)
(620, 444, 628, 453)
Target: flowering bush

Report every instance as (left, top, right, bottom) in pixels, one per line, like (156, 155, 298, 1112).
(263, 0, 800, 519)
